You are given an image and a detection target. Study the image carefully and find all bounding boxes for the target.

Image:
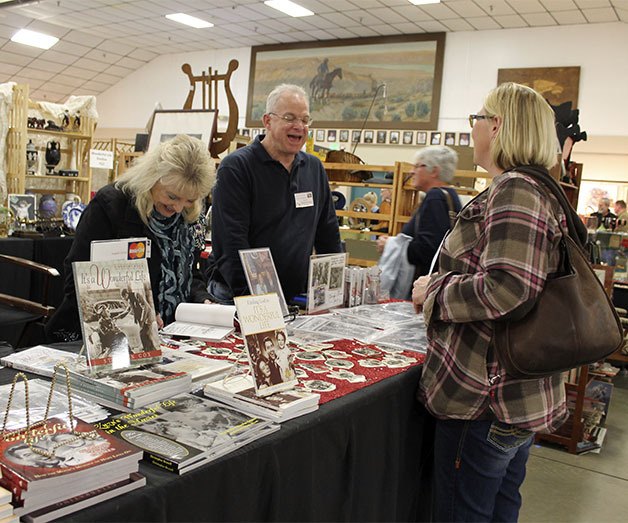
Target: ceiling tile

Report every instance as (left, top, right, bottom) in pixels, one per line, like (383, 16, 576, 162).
(390, 4, 439, 21)
(2, 40, 44, 58)
(583, 6, 620, 20)
(49, 74, 86, 88)
(0, 24, 18, 39)
(368, 7, 411, 23)
(446, 0, 487, 17)
(416, 20, 449, 32)
(511, 0, 547, 13)
(69, 57, 111, 73)
(10, 76, 45, 90)
(618, 8, 628, 21)
(473, 0, 517, 15)
(0, 50, 33, 66)
(84, 49, 125, 64)
(127, 48, 159, 61)
(467, 16, 503, 29)
(53, 40, 93, 57)
(442, 18, 476, 30)
(553, 9, 588, 22)
(28, 58, 71, 73)
(344, 25, 382, 37)
(23, 69, 56, 81)
(116, 56, 147, 69)
(62, 30, 105, 47)
(522, 12, 559, 25)
(97, 40, 136, 56)
(370, 24, 404, 35)
(540, 0, 578, 9)
(0, 62, 22, 75)
(39, 49, 80, 66)
(63, 66, 103, 80)
(493, 14, 529, 27)
(574, 0, 612, 7)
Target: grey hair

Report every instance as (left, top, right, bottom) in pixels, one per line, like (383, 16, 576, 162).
(414, 145, 458, 183)
(115, 134, 215, 225)
(266, 84, 309, 114)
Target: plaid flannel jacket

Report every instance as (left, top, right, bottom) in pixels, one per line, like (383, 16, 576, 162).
(418, 170, 569, 433)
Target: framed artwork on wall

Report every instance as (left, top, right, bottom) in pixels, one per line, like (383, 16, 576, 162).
(147, 109, 217, 152)
(315, 129, 325, 142)
(430, 132, 441, 145)
(497, 66, 581, 108)
(351, 130, 361, 143)
(327, 129, 337, 142)
(416, 131, 427, 145)
(364, 130, 374, 143)
(247, 33, 446, 130)
(389, 131, 400, 144)
(458, 132, 470, 146)
(402, 131, 414, 145)
(376, 131, 387, 144)
(339, 130, 349, 143)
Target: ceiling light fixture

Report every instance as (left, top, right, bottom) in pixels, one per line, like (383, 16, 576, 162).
(408, 0, 441, 5)
(264, 0, 314, 17)
(165, 13, 213, 28)
(10, 28, 58, 49)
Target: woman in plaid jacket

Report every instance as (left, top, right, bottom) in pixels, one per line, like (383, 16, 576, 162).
(413, 82, 568, 522)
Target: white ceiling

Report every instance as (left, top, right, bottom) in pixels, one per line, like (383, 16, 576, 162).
(1, 0, 627, 103)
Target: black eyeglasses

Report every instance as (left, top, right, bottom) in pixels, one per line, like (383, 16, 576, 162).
(469, 114, 491, 128)
(268, 112, 313, 126)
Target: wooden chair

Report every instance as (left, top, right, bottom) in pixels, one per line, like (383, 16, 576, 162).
(0, 253, 59, 348)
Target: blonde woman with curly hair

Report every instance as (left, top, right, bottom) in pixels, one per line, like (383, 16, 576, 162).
(46, 134, 215, 342)
(413, 83, 577, 522)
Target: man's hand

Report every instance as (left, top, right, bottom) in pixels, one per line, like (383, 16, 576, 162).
(376, 235, 390, 254)
(412, 275, 431, 314)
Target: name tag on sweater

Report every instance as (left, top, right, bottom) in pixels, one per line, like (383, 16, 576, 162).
(294, 192, 314, 208)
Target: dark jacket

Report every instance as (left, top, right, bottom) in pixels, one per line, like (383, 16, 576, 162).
(45, 184, 210, 342)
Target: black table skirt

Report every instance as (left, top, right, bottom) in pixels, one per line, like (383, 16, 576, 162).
(0, 343, 433, 522)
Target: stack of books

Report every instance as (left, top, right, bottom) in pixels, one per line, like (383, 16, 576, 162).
(203, 375, 320, 422)
(97, 393, 279, 475)
(0, 486, 18, 523)
(0, 416, 145, 522)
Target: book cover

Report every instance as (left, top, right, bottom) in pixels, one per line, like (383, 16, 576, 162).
(307, 253, 347, 314)
(0, 345, 78, 378)
(161, 303, 236, 341)
(97, 394, 277, 474)
(72, 258, 161, 371)
(239, 248, 289, 317)
(235, 293, 298, 397)
(0, 416, 141, 505)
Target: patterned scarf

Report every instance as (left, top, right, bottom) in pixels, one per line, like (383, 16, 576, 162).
(148, 211, 195, 324)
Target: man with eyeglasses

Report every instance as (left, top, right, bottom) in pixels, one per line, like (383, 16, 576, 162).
(207, 84, 341, 306)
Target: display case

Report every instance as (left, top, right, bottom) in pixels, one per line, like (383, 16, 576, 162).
(5, 84, 95, 205)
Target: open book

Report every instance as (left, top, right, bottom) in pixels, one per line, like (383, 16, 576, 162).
(160, 303, 236, 341)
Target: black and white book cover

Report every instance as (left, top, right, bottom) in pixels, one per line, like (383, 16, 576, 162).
(238, 248, 289, 317)
(72, 259, 161, 371)
(235, 293, 298, 397)
(307, 253, 347, 314)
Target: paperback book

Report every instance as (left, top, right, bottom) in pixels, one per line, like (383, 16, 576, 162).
(160, 303, 236, 341)
(307, 252, 347, 314)
(235, 293, 298, 397)
(0, 416, 142, 517)
(203, 375, 319, 422)
(72, 258, 161, 371)
(96, 393, 279, 475)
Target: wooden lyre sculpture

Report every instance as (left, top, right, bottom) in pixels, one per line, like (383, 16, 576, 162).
(181, 59, 239, 158)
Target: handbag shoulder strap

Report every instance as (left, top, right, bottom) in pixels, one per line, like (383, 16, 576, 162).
(439, 188, 457, 229)
(510, 165, 589, 249)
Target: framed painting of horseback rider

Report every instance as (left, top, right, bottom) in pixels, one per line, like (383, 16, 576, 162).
(246, 33, 445, 131)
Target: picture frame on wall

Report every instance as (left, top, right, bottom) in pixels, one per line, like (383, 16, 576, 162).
(376, 131, 387, 144)
(402, 131, 414, 145)
(327, 129, 337, 142)
(315, 129, 325, 142)
(247, 33, 446, 130)
(241, 128, 250, 137)
(458, 132, 471, 147)
(351, 130, 361, 144)
(416, 131, 427, 145)
(430, 132, 441, 145)
(444, 132, 455, 146)
(364, 130, 374, 143)
(147, 109, 217, 152)
(389, 131, 400, 144)
(339, 130, 349, 143)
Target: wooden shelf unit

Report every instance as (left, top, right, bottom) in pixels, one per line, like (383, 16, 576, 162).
(5, 84, 95, 205)
(91, 138, 140, 183)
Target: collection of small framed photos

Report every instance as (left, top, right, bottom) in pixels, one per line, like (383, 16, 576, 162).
(237, 128, 471, 147)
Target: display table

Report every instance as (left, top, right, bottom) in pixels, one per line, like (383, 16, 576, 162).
(0, 343, 433, 522)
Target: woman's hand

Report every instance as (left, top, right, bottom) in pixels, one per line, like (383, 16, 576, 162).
(412, 275, 431, 314)
(376, 235, 390, 254)
(156, 313, 164, 329)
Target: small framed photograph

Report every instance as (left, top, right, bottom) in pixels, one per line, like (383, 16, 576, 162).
(327, 129, 337, 142)
(430, 132, 442, 145)
(402, 131, 414, 145)
(444, 132, 455, 146)
(251, 128, 260, 138)
(363, 130, 374, 143)
(416, 131, 427, 145)
(315, 129, 325, 142)
(239, 247, 289, 317)
(351, 130, 361, 144)
(339, 130, 349, 143)
(376, 130, 387, 144)
(458, 132, 471, 146)
(389, 131, 400, 144)
(9, 193, 36, 222)
(241, 128, 250, 137)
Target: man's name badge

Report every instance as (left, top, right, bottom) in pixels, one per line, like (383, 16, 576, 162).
(294, 191, 314, 208)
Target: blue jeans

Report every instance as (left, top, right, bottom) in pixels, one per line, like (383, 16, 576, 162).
(433, 418, 533, 522)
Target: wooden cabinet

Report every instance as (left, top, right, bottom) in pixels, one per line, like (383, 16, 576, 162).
(5, 84, 95, 205)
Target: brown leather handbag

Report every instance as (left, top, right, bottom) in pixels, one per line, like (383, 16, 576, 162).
(493, 166, 624, 379)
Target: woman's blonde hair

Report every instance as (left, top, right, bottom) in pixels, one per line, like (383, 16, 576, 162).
(115, 134, 215, 224)
(484, 82, 558, 171)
